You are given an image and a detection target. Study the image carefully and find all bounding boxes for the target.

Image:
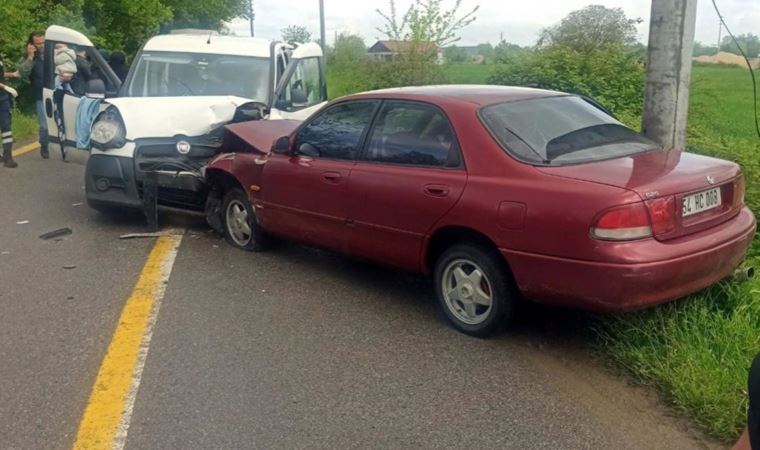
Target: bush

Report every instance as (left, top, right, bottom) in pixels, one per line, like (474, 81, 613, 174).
(488, 45, 645, 115)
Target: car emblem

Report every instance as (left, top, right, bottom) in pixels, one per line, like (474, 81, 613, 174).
(176, 140, 191, 155)
(706, 175, 716, 185)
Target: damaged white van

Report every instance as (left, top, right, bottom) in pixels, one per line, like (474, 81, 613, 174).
(43, 26, 326, 213)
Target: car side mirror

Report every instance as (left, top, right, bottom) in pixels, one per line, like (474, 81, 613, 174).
(291, 87, 308, 106)
(86, 79, 106, 99)
(298, 142, 320, 158)
(272, 136, 291, 155)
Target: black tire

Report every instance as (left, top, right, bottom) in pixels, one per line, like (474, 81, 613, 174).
(222, 188, 265, 252)
(433, 243, 515, 337)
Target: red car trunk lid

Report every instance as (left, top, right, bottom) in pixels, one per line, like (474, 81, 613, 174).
(538, 149, 744, 240)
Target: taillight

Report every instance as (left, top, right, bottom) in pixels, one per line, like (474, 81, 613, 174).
(591, 203, 652, 241)
(645, 196, 677, 235)
(733, 176, 745, 209)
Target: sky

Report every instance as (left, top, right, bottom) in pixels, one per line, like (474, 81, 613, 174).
(227, 0, 760, 48)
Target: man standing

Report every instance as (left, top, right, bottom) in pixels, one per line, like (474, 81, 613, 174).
(17, 32, 49, 159)
(0, 54, 18, 168)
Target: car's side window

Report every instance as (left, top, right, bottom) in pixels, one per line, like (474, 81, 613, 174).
(294, 101, 378, 160)
(276, 57, 324, 112)
(365, 101, 460, 167)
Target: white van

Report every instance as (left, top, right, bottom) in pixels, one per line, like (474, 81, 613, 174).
(43, 25, 327, 213)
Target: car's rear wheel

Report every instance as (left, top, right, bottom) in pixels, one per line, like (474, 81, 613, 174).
(434, 244, 514, 337)
(222, 188, 265, 252)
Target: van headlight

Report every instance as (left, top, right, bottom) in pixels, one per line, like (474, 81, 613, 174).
(91, 119, 126, 148)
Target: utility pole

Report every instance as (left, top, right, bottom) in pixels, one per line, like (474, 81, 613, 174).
(319, 0, 326, 52)
(717, 19, 723, 53)
(641, 0, 698, 151)
(249, 0, 255, 37)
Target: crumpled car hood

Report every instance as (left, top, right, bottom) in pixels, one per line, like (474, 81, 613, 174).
(106, 96, 253, 140)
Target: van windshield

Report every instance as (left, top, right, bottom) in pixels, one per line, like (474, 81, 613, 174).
(127, 51, 270, 102)
(479, 96, 659, 166)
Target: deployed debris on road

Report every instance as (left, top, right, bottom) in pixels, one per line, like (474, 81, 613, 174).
(39, 228, 73, 240)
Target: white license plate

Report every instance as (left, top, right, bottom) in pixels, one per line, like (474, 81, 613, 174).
(682, 188, 722, 217)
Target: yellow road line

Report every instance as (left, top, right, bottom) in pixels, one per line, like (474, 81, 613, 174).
(73, 235, 183, 450)
(12, 142, 40, 157)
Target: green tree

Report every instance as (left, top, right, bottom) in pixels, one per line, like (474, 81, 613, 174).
(538, 5, 642, 53)
(376, 0, 479, 47)
(693, 41, 718, 57)
(328, 33, 366, 67)
(444, 46, 468, 63)
(720, 33, 760, 58)
(493, 40, 529, 64)
(162, 0, 249, 30)
(475, 43, 493, 62)
(83, 0, 172, 54)
(281, 25, 312, 45)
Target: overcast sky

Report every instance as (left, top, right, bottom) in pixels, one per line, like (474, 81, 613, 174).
(227, 0, 759, 47)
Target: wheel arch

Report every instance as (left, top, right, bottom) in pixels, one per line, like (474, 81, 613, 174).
(204, 167, 246, 234)
(424, 226, 514, 278)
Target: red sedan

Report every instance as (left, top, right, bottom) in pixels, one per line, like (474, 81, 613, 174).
(204, 86, 756, 337)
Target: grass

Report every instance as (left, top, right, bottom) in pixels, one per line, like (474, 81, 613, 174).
(442, 63, 492, 84)
(595, 64, 760, 442)
(11, 108, 38, 144)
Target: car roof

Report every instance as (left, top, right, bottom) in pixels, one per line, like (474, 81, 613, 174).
(343, 85, 565, 106)
(143, 34, 274, 58)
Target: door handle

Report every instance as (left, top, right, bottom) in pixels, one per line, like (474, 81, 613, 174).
(424, 184, 450, 197)
(322, 171, 342, 184)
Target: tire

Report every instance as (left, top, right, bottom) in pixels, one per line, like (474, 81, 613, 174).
(222, 188, 265, 252)
(433, 243, 514, 337)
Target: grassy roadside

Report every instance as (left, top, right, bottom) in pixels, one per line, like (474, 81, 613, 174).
(12, 108, 38, 144)
(437, 62, 759, 441)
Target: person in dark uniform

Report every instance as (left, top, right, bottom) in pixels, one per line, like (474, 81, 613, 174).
(0, 54, 18, 168)
(734, 353, 760, 450)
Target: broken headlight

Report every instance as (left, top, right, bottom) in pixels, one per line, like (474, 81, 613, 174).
(91, 116, 126, 149)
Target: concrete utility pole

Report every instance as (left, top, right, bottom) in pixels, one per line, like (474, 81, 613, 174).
(641, 0, 698, 151)
(319, 0, 327, 52)
(249, 0, 255, 37)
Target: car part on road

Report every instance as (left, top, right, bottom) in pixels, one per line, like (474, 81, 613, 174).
(733, 267, 755, 282)
(434, 244, 514, 337)
(222, 188, 265, 252)
(119, 229, 185, 240)
(39, 227, 73, 240)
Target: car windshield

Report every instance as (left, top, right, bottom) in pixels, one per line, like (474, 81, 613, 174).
(479, 96, 659, 166)
(126, 51, 270, 102)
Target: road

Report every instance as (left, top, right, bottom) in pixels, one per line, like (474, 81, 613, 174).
(0, 148, 722, 449)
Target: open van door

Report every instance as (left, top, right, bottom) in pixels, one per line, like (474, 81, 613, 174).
(43, 25, 122, 164)
(270, 43, 327, 121)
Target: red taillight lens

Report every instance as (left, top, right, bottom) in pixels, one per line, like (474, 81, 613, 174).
(592, 203, 652, 241)
(733, 176, 745, 209)
(645, 196, 677, 235)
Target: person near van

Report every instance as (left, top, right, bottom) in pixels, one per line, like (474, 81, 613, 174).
(14, 32, 49, 159)
(0, 54, 18, 168)
(733, 354, 760, 450)
(71, 46, 93, 95)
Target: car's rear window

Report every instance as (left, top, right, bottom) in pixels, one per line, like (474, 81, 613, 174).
(479, 96, 659, 166)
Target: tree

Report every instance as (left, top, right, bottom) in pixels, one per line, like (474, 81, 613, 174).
(162, 0, 250, 31)
(83, 0, 172, 54)
(693, 41, 718, 57)
(444, 46, 468, 63)
(475, 43, 493, 61)
(328, 33, 366, 67)
(720, 33, 760, 58)
(493, 40, 529, 64)
(376, 0, 479, 47)
(538, 5, 642, 53)
(281, 25, 312, 44)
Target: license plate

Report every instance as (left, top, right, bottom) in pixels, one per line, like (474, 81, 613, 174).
(682, 188, 722, 217)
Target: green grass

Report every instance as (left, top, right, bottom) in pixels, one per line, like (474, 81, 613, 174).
(11, 108, 38, 144)
(596, 64, 760, 442)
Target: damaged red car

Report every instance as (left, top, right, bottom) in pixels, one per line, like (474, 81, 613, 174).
(204, 85, 756, 337)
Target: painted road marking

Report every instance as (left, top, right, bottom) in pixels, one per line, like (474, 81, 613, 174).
(73, 235, 183, 450)
(12, 142, 40, 157)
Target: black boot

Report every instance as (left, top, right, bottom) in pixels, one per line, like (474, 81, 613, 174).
(3, 136, 16, 168)
(40, 144, 49, 159)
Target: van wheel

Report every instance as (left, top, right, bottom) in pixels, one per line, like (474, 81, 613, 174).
(222, 188, 265, 252)
(434, 244, 514, 337)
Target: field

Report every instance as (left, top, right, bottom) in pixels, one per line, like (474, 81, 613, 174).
(442, 62, 760, 442)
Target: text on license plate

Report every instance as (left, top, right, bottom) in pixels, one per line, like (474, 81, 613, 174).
(682, 188, 722, 217)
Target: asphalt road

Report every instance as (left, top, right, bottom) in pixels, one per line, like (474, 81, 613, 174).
(0, 150, 723, 450)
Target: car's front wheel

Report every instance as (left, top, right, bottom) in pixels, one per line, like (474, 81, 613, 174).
(222, 188, 265, 252)
(434, 244, 514, 337)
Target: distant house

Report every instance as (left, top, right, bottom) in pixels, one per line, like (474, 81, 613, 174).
(368, 40, 444, 64)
